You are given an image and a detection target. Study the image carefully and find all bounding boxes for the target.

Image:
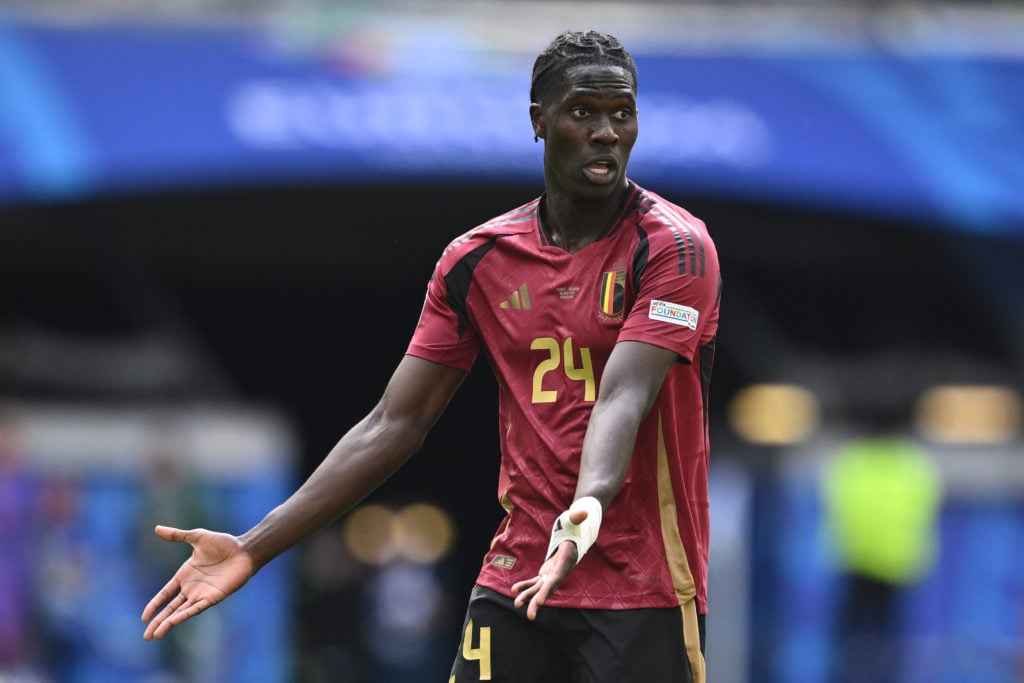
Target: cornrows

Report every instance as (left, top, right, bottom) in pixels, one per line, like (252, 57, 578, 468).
(530, 30, 638, 104)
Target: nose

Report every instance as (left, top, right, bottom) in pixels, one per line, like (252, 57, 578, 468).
(591, 115, 619, 145)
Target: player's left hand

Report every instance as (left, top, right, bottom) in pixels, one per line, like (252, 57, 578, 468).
(511, 508, 587, 620)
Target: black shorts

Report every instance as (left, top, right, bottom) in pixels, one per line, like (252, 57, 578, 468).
(448, 585, 706, 683)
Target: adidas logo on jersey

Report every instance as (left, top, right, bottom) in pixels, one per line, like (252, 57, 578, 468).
(491, 555, 517, 569)
(499, 283, 531, 310)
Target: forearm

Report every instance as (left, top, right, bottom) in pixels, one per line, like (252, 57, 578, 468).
(573, 395, 647, 508)
(239, 409, 425, 569)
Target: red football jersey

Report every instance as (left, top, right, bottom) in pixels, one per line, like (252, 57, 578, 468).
(407, 181, 720, 612)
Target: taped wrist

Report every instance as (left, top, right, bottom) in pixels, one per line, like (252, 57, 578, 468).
(545, 496, 603, 565)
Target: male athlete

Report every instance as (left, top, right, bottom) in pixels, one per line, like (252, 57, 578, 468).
(143, 31, 721, 683)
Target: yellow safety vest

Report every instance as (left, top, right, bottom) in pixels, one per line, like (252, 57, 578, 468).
(822, 437, 943, 584)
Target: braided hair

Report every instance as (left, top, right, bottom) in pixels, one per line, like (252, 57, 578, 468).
(530, 31, 638, 104)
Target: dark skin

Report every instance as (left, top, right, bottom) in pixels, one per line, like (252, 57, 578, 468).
(142, 63, 678, 639)
(531, 63, 640, 252)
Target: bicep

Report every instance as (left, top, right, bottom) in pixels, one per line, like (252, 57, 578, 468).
(598, 341, 678, 418)
(375, 354, 468, 435)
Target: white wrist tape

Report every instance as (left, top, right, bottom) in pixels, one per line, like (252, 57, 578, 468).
(545, 496, 603, 565)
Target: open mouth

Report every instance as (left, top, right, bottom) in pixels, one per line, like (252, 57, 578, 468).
(583, 160, 617, 185)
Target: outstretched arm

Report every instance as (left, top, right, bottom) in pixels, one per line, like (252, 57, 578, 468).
(513, 340, 678, 619)
(142, 354, 467, 640)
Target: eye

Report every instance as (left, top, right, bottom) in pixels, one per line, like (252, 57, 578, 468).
(571, 105, 590, 119)
(613, 108, 634, 121)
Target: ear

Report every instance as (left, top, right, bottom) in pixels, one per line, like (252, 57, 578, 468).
(529, 103, 545, 140)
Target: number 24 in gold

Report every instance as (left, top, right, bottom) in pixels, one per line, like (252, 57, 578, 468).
(531, 337, 595, 403)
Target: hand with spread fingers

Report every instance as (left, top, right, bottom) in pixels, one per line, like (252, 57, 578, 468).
(141, 525, 255, 641)
(511, 507, 588, 621)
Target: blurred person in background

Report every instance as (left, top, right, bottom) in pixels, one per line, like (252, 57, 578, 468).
(142, 30, 721, 683)
(820, 412, 944, 683)
(297, 528, 370, 681)
(136, 427, 217, 682)
(0, 409, 45, 681)
(363, 559, 451, 680)
(33, 474, 91, 681)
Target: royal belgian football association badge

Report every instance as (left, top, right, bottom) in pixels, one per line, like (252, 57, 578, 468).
(597, 269, 626, 319)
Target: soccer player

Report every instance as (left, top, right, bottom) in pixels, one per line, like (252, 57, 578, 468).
(142, 30, 721, 683)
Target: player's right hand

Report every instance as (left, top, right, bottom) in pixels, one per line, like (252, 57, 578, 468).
(141, 525, 255, 641)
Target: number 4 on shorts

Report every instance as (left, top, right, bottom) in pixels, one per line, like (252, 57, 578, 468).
(452, 618, 492, 681)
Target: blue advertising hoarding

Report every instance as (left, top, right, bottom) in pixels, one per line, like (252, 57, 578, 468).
(0, 17, 1022, 237)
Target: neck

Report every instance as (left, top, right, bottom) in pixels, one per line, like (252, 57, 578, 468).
(543, 182, 630, 253)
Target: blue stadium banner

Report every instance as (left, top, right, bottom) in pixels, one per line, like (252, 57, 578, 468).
(0, 17, 1022, 236)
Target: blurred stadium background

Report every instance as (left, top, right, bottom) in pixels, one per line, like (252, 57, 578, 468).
(1, 1, 1023, 681)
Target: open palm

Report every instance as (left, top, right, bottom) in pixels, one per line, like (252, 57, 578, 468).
(142, 525, 255, 641)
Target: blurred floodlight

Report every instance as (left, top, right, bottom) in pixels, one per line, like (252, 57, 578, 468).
(728, 384, 820, 445)
(343, 503, 398, 565)
(915, 385, 1023, 444)
(395, 503, 456, 564)
(343, 501, 455, 566)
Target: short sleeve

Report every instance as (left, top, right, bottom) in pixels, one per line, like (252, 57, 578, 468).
(617, 220, 720, 363)
(406, 260, 481, 372)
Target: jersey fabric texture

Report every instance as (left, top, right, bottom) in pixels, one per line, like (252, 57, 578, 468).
(407, 181, 721, 613)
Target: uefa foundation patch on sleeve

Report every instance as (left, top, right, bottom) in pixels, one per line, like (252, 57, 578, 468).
(648, 299, 699, 330)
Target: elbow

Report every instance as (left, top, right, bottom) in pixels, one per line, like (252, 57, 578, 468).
(364, 406, 431, 462)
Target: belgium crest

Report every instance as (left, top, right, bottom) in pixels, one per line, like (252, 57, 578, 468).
(597, 269, 626, 318)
